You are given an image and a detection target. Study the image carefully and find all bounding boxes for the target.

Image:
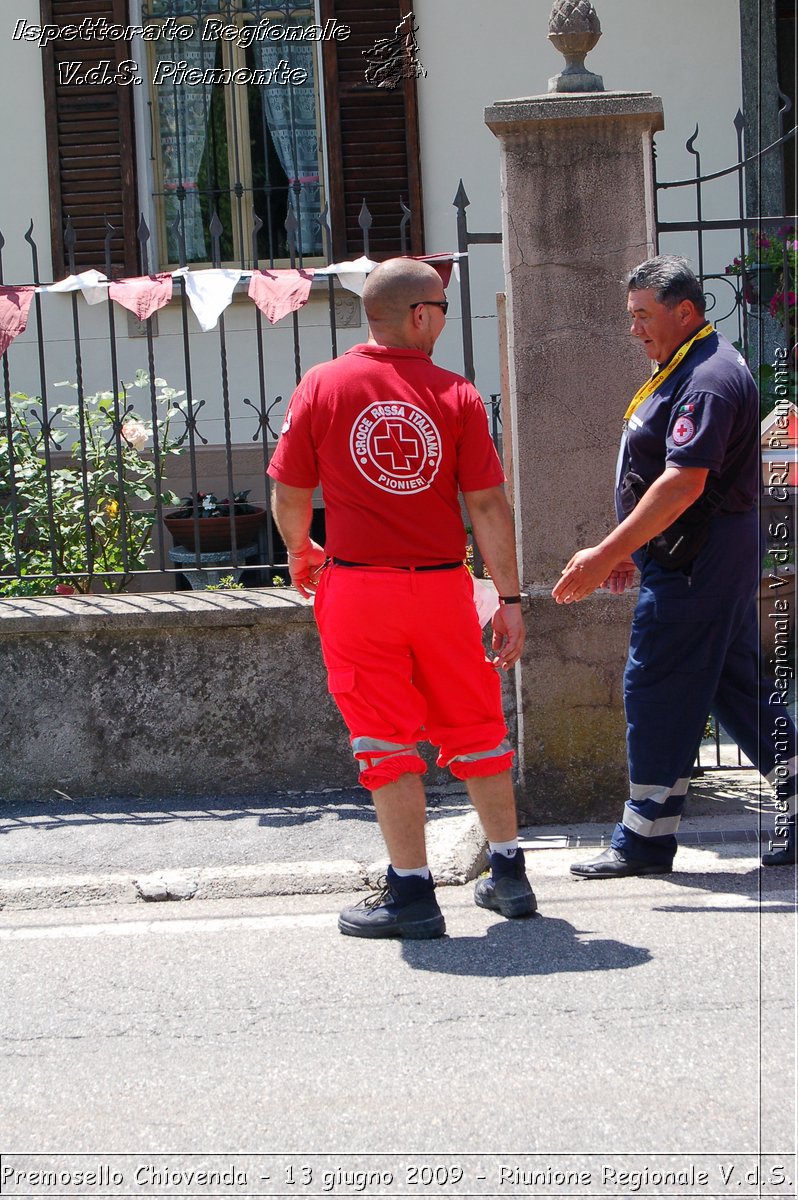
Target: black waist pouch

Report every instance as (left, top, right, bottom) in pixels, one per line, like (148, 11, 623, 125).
(620, 470, 725, 571)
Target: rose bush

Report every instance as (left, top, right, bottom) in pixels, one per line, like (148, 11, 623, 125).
(0, 371, 186, 595)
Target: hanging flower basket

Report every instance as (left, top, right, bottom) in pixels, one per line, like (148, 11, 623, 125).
(743, 263, 779, 309)
(726, 228, 797, 318)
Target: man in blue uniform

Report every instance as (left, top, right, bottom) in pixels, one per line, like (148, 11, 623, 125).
(553, 254, 796, 874)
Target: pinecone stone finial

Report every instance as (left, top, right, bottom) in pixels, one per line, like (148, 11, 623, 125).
(547, 0, 605, 93)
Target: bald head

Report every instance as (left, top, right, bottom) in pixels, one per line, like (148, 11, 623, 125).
(363, 258, 444, 343)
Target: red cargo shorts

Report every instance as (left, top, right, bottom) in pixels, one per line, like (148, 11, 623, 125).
(313, 563, 513, 790)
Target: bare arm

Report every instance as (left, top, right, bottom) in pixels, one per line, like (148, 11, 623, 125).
(270, 481, 326, 597)
(552, 464, 709, 604)
(462, 485, 524, 669)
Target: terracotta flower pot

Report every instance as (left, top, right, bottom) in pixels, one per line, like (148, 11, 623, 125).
(163, 507, 267, 552)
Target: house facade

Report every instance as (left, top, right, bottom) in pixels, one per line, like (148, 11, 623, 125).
(0, 0, 794, 588)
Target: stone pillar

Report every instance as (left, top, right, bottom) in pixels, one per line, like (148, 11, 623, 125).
(485, 92, 665, 820)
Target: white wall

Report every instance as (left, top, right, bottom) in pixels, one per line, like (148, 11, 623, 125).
(415, 0, 745, 395)
(0, 0, 747, 428)
(0, 0, 52, 283)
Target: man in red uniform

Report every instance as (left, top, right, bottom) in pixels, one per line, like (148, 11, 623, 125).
(268, 258, 536, 939)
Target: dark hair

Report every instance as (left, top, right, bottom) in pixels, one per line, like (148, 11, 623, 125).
(626, 254, 706, 315)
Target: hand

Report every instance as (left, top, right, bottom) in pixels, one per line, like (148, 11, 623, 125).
(287, 539, 326, 598)
(490, 602, 525, 670)
(552, 545, 616, 604)
(603, 559, 637, 594)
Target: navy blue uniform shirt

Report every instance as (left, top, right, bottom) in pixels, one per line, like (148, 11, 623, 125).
(616, 329, 760, 522)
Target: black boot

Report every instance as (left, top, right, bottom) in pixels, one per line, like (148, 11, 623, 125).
(761, 818, 797, 867)
(474, 848, 537, 918)
(338, 866, 446, 938)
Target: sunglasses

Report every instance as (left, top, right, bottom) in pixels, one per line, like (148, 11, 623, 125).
(409, 300, 449, 315)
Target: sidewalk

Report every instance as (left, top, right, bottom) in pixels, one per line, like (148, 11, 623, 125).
(0, 767, 784, 911)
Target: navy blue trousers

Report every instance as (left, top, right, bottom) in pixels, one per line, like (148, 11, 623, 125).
(611, 510, 797, 865)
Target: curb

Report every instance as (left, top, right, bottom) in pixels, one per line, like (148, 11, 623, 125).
(0, 815, 489, 912)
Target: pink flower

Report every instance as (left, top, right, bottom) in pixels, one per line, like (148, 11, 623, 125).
(55, 583, 75, 596)
(788, 240, 798, 251)
(769, 291, 797, 319)
(121, 419, 148, 450)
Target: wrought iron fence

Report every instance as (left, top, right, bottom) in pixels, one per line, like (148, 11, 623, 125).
(654, 102, 797, 372)
(0, 197, 419, 595)
(1, 189, 506, 596)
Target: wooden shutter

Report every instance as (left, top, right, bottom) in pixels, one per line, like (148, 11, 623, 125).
(40, 0, 138, 278)
(320, 0, 424, 260)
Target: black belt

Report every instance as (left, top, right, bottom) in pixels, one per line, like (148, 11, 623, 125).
(331, 557, 463, 572)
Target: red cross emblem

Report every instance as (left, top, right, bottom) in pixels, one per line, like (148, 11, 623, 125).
(372, 422, 423, 472)
(350, 401, 443, 494)
(671, 415, 696, 446)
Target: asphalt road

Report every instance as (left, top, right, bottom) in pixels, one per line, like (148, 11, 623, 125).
(1, 842, 795, 1199)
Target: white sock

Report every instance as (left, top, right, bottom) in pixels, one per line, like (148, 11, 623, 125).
(392, 865, 431, 879)
(489, 839, 519, 858)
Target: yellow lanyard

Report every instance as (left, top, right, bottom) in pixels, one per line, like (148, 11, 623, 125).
(623, 323, 715, 425)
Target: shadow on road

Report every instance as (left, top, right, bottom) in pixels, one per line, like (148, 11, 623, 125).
(649, 864, 795, 913)
(400, 915, 652, 977)
(0, 790, 468, 833)
(0, 791, 372, 833)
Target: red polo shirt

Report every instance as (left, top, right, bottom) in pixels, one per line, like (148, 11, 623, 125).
(267, 344, 505, 566)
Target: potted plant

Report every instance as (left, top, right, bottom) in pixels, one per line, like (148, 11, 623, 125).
(725, 226, 797, 317)
(163, 489, 267, 552)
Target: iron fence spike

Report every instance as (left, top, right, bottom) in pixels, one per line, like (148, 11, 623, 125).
(453, 180, 470, 209)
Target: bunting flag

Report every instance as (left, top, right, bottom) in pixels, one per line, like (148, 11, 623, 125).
(248, 268, 315, 324)
(176, 268, 242, 332)
(21, 252, 466, 333)
(39, 269, 109, 304)
(317, 256, 377, 296)
(0, 285, 36, 356)
(108, 274, 173, 321)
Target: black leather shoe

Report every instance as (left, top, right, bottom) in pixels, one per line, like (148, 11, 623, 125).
(761, 819, 797, 867)
(570, 846, 673, 878)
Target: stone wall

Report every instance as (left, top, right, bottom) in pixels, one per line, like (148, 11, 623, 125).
(0, 592, 349, 801)
(517, 590, 635, 824)
(0, 591, 523, 806)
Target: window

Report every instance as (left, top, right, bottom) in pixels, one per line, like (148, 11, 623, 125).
(144, 0, 326, 266)
(41, 0, 424, 278)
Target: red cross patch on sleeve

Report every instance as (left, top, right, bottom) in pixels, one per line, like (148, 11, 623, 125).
(671, 415, 696, 446)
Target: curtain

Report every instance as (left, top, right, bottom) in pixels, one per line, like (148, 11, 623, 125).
(156, 28, 215, 261)
(253, 4, 323, 256)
